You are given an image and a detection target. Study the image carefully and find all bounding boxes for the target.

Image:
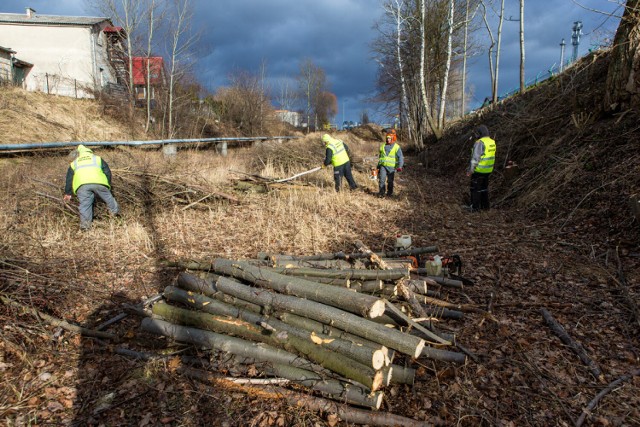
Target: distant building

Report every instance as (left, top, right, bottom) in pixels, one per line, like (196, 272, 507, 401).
(0, 7, 122, 98)
(275, 109, 301, 127)
(0, 45, 32, 86)
(131, 56, 166, 107)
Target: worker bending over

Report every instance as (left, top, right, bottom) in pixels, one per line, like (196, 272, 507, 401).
(64, 145, 119, 230)
(322, 134, 358, 192)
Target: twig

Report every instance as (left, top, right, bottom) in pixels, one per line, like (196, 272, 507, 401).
(0, 294, 116, 340)
(541, 308, 605, 382)
(575, 368, 640, 427)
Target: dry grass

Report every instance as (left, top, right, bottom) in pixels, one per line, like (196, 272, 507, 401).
(1, 84, 638, 426)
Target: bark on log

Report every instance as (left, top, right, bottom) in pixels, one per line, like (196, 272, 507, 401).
(270, 266, 409, 281)
(382, 299, 450, 345)
(259, 246, 438, 262)
(152, 301, 384, 391)
(174, 274, 393, 363)
(411, 272, 464, 288)
(396, 279, 429, 319)
(140, 318, 325, 373)
(216, 276, 425, 358)
(163, 286, 388, 370)
(541, 308, 605, 382)
(179, 366, 431, 427)
(355, 240, 391, 270)
(350, 280, 384, 293)
(387, 364, 416, 385)
(212, 259, 386, 319)
(264, 363, 385, 409)
(271, 259, 355, 270)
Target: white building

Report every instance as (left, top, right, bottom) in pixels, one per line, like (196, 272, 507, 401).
(275, 109, 301, 127)
(0, 7, 121, 98)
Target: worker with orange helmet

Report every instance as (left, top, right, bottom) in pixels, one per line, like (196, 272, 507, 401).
(377, 132, 404, 198)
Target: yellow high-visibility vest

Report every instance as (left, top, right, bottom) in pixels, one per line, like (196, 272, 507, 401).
(70, 152, 109, 194)
(327, 138, 350, 167)
(474, 137, 496, 174)
(378, 143, 400, 168)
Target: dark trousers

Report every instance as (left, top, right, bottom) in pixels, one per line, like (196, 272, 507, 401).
(470, 172, 491, 211)
(378, 167, 395, 196)
(333, 162, 357, 191)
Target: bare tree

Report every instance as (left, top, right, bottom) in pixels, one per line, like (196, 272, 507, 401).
(296, 59, 328, 132)
(164, 0, 198, 138)
(143, 0, 163, 132)
(273, 78, 299, 112)
(492, 0, 505, 104)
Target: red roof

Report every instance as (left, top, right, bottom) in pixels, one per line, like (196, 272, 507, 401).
(103, 26, 124, 33)
(131, 57, 165, 85)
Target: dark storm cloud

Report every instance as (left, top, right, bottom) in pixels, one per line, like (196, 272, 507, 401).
(0, 0, 625, 120)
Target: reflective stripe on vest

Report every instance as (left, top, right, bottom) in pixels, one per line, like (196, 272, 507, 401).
(378, 143, 400, 168)
(327, 139, 350, 167)
(71, 154, 109, 194)
(474, 137, 496, 173)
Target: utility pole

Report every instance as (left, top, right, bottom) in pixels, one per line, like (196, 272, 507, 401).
(559, 39, 566, 72)
(571, 21, 583, 62)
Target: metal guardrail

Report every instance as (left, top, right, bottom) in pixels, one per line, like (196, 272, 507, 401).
(0, 136, 300, 152)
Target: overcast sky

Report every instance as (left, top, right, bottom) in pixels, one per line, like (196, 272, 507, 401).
(1, 0, 625, 125)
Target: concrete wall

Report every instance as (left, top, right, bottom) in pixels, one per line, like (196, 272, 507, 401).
(0, 23, 117, 97)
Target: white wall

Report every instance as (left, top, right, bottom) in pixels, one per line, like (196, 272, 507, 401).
(0, 23, 117, 97)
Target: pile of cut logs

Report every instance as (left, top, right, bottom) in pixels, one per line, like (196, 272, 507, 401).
(143, 241, 476, 415)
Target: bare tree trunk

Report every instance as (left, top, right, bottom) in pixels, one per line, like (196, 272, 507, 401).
(492, 0, 505, 103)
(437, 0, 456, 129)
(144, 0, 156, 133)
(604, 0, 640, 112)
(462, 0, 470, 114)
(519, 0, 525, 94)
(419, 0, 441, 139)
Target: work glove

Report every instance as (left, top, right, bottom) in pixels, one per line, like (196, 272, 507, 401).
(321, 164, 327, 169)
(396, 168, 403, 173)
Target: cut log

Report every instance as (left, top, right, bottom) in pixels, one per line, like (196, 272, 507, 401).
(179, 367, 431, 427)
(153, 303, 383, 391)
(140, 318, 325, 373)
(259, 246, 438, 262)
(355, 240, 391, 270)
(271, 259, 355, 269)
(216, 276, 426, 358)
(387, 364, 416, 385)
(382, 299, 450, 345)
(272, 266, 409, 281)
(163, 286, 388, 370)
(174, 274, 394, 363)
(541, 308, 605, 382)
(411, 272, 463, 288)
(349, 280, 384, 293)
(152, 301, 384, 391)
(212, 259, 386, 319)
(264, 363, 385, 410)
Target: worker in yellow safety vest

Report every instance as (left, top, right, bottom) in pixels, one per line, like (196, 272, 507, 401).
(466, 124, 496, 212)
(322, 134, 358, 192)
(63, 145, 119, 230)
(377, 133, 404, 198)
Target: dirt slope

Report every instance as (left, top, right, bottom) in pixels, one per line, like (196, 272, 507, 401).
(0, 48, 638, 427)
